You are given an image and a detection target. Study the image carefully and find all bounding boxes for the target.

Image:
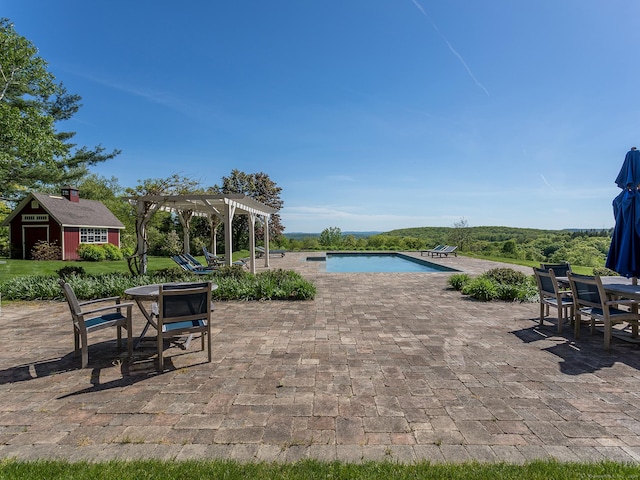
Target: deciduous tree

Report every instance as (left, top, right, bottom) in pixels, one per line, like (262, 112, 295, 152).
(211, 170, 284, 249)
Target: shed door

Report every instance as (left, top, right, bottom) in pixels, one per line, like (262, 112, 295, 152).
(23, 226, 49, 259)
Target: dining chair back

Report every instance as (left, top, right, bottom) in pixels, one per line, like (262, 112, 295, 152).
(156, 282, 213, 371)
(540, 262, 572, 278)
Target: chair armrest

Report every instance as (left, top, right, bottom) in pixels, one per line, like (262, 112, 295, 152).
(81, 302, 134, 316)
(605, 299, 640, 306)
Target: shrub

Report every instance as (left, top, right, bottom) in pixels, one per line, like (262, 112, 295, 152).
(495, 282, 538, 302)
(102, 243, 124, 261)
(461, 277, 498, 301)
(482, 268, 529, 286)
(448, 273, 471, 291)
(77, 244, 106, 261)
(0, 269, 316, 302)
(213, 264, 249, 280)
(56, 265, 87, 279)
(592, 266, 618, 276)
(30, 240, 62, 260)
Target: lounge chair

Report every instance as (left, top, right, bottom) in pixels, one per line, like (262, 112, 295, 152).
(533, 267, 574, 333)
(181, 253, 211, 270)
(202, 246, 223, 267)
(430, 245, 458, 257)
(256, 246, 286, 258)
(420, 245, 446, 257)
(171, 255, 216, 275)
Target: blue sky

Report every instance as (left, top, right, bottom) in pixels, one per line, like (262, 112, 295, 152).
(4, 1, 640, 233)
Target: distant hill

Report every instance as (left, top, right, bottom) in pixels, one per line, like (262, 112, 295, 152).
(285, 231, 382, 240)
(384, 226, 611, 243)
(284, 226, 611, 242)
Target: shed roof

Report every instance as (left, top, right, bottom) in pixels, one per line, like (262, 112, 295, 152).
(1, 192, 125, 229)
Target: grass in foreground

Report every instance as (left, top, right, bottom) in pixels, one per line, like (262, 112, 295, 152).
(0, 459, 638, 479)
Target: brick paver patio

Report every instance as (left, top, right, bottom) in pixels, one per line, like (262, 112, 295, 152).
(0, 252, 639, 463)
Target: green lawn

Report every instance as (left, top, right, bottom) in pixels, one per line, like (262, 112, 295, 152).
(462, 253, 594, 275)
(0, 252, 251, 282)
(0, 252, 596, 283)
(0, 459, 637, 479)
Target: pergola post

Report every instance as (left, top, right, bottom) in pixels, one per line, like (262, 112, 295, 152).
(223, 201, 236, 267)
(263, 215, 270, 268)
(177, 209, 193, 254)
(248, 213, 257, 274)
(136, 200, 148, 274)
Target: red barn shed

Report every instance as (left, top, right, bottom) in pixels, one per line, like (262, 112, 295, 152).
(1, 187, 125, 260)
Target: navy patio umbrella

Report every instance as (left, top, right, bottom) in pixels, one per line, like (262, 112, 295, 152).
(605, 147, 640, 278)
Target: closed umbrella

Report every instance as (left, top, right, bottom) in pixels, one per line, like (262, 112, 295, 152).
(605, 147, 640, 278)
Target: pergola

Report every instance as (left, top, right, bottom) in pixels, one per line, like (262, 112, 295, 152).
(126, 194, 278, 275)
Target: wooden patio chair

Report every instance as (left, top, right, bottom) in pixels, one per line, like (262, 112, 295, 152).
(59, 279, 133, 368)
(154, 282, 213, 371)
(567, 273, 640, 350)
(533, 267, 574, 333)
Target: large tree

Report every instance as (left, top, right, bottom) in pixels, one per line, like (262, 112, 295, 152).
(211, 169, 284, 249)
(0, 18, 119, 202)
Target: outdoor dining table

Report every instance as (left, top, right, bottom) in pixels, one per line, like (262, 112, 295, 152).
(124, 282, 218, 348)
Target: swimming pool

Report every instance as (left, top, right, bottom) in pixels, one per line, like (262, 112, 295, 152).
(307, 252, 460, 273)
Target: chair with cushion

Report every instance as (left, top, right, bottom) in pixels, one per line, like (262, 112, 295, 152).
(533, 267, 574, 333)
(171, 255, 216, 275)
(256, 246, 286, 258)
(59, 279, 133, 368)
(567, 273, 640, 350)
(155, 282, 213, 371)
(181, 253, 213, 270)
(420, 245, 445, 257)
(202, 246, 223, 267)
(431, 245, 458, 257)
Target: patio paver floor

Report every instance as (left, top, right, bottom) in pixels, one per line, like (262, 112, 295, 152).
(0, 252, 639, 463)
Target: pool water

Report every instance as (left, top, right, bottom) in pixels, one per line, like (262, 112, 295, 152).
(312, 253, 458, 273)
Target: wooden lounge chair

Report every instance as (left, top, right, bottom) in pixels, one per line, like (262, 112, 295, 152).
(202, 246, 223, 267)
(430, 246, 458, 257)
(181, 253, 211, 270)
(420, 245, 446, 257)
(171, 255, 216, 275)
(256, 246, 286, 258)
(533, 267, 574, 333)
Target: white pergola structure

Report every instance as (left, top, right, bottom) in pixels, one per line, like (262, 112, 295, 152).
(126, 194, 278, 275)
